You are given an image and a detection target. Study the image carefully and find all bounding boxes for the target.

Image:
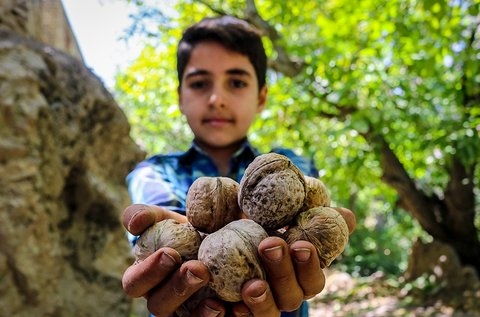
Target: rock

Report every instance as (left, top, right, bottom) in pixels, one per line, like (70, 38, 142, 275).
(405, 239, 479, 290)
(0, 24, 144, 317)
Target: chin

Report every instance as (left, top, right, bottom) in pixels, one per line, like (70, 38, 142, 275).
(210, 142, 237, 149)
(199, 138, 244, 150)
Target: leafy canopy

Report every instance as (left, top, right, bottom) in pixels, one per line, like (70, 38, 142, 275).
(116, 0, 479, 275)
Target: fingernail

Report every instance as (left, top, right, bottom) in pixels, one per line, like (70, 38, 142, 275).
(263, 245, 283, 261)
(127, 215, 137, 232)
(204, 304, 221, 317)
(250, 288, 267, 303)
(186, 269, 204, 285)
(127, 209, 144, 232)
(293, 248, 312, 262)
(159, 251, 177, 267)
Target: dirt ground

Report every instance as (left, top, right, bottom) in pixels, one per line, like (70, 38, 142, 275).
(308, 269, 480, 317)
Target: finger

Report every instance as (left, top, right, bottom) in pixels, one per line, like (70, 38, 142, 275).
(289, 240, 325, 299)
(235, 279, 280, 317)
(147, 260, 210, 317)
(122, 248, 181, 298)
(258, 237, 304, 312)
(190, 298, 227, 317)
(122, 204, 187, 235)
(332, 207, 356, 234)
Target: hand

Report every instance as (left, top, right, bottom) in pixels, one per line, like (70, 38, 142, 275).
(232, 207, 356, 314)
(188, 282, 282, 316)
(121, 204, 355, 316)
(121, 204, 209, 316)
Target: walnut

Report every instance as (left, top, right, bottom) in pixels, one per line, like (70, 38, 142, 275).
(133, 219, 202, 262)
(238, 153, 307, 230)
(197, 219, 268, 302)
(283, 206, 349, 268)
(302, 175, 331, 210)
(186, 176, 243, 233)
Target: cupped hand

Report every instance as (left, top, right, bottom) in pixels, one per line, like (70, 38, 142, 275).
(234, 206, 356, 314)
(121, 204, 356, 317)
(122, 204, 210, 316)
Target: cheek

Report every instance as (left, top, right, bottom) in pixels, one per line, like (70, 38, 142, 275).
(180, 95, 201, 116)
(183, 107, 201, 124)
(238, 108, 259, 128)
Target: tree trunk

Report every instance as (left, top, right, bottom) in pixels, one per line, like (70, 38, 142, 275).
(375, 136, 480, 273)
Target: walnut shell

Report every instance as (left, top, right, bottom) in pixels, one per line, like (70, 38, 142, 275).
(133, 219, 202, 262)
(302, 176, 331, 210)
(283, 206, 349, 268)
(197, 219, 268, 302)
(186, 176, 242, 233)
(238, 153, 307, 230)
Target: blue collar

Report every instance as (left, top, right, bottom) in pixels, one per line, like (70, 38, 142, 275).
(178, 139, 259, 165)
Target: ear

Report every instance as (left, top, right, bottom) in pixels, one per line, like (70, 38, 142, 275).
(257, 85, 267, 113)
(178, 86, 185, 114)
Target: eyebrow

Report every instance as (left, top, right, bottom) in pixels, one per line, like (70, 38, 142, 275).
(184, 68, 253, 79)
(226, 68, 252, 77)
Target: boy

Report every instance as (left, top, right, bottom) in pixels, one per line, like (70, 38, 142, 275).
(122, 16, 355, 317)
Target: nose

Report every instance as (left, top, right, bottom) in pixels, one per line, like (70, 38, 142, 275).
(208, 86, 225, 108)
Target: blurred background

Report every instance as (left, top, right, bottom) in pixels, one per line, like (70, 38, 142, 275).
(1, 0, 479, 316)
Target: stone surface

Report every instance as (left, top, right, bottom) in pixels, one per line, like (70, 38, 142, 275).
(0, 26, 145, 317)
(406, 239, 479, 289)
(0, 0, 82, 60)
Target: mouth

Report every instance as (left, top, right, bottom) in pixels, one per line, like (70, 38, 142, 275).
(203, 117, 234, 126)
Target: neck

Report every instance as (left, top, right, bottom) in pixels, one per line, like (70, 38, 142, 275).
(194, 138, 246, 176)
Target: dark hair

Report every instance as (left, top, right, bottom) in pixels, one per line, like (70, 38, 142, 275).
(177, 16, 267, 91)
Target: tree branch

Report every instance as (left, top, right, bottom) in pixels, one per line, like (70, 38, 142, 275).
(365, 133, 450, 240)
(460, 17, 480, 108)
(195, 0, 229, 16)
(243, 0, 305, 76)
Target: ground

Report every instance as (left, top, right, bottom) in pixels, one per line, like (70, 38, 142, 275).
(308, 269, 480, 317)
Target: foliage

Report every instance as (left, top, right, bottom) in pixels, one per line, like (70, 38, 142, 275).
(116, 44, 192, 153)
(115, 0, 480, 275)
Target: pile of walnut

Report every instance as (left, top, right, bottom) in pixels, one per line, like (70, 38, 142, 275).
(133, 152, 350, 305)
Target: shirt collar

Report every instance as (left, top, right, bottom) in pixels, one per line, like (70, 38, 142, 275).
(178, 139, 259, 165)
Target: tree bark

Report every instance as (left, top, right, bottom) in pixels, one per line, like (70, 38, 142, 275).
(373, 134, 480, 272)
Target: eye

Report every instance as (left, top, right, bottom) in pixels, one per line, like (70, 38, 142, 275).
(189, 80, 210, 90)
(230, 79, 247, 89)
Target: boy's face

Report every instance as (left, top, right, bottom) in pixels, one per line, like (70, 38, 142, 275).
(179, 41, 267, 150)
